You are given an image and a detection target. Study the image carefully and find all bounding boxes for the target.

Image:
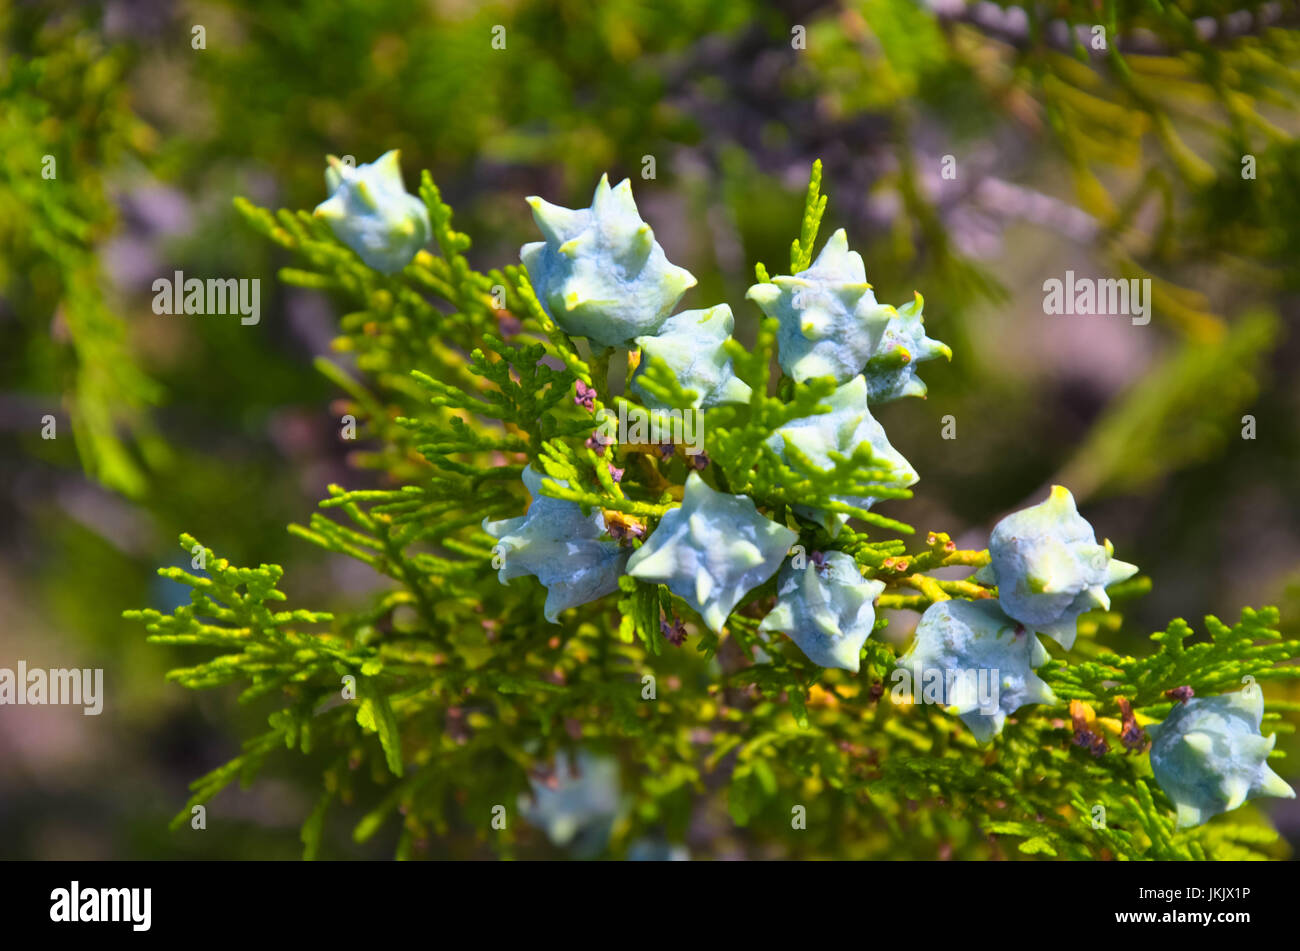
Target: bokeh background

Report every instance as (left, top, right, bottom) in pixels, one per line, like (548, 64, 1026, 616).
(3, 0, 1300, 858)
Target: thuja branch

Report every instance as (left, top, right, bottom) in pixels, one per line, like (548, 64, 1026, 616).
(125, 154, 1298, 861)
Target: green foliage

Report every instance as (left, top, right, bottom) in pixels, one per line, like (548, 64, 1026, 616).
(126, 163, 1300, 860)
(1051, 605, 1300, 708)
(707, 323, 915, 534)
(0, 12, 164, 495)
(0, 0, 1293, 865)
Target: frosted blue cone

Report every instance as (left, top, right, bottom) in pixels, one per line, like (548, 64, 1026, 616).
(897, 598, 1055, 743)
(626, 473, 797, 634)
(630, 304, 751, 409)
(864, 292, 951, 402)
(746, 229, 893, 384)
(521, 175, 697, 349)
(481, 466, 629, 623)
(628, 839, 690, 861)
(975, 485, 1138, 650)
(1148, 689, 1295, 828)
(764, 374, 918, 536)
(313, 150, 431, 274)
(758, 551, 885, 671)
(519, 750, 620, 849)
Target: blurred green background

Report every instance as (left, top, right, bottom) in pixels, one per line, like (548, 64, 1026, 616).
(3, 0, 1300, 858)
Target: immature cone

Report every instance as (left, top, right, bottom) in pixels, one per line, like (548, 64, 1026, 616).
(521, 175, 696, 349)
(746, 229, 893, 384)
(518, 750, 620, 849)
(481, 466, 629, 623)
(626, 473, 796, 634)
(864, 292, 951, 402)
(630, 304, 751, 409)
(758, 551, 885, 671)
(1148, 689, 1295, 828)
(897, 599, 1056, 743)
(313, 151, 431, 274)
(764, 374, 917, 536)
(975, 485, 1137, 650)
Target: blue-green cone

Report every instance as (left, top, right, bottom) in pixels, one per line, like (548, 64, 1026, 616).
(314, 151, 431, 274)
(481, 466, 629, 623)
(974, 485, 1138, 650)
(626, 473, 797, 633)
(1148, 689, 1295, 828)
(764, 374, 918, 536)
(519, 750, 620, 849)
(631, 304, 751, 409)
(897, 598, 1056, 743)
(521, 175, 697, 349)
(864, 292, 951, 402)
(758, 551, 885, 671)
(746, 229, 893, 384)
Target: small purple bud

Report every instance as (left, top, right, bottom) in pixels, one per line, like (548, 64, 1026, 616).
(660, 614, 688, 646)
(585, 430, 614, 455)
(574, 380, 597, 410)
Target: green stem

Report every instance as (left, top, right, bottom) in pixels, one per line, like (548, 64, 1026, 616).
(592, 347, 614, 396)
